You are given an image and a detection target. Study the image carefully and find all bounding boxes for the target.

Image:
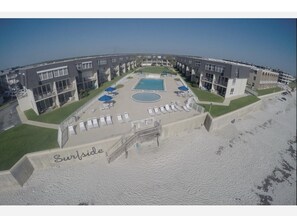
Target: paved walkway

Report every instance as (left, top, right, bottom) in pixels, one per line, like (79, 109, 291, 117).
(16, 106, 59, 130)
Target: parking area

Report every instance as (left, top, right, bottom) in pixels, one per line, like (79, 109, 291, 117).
(0, 100, 22, 133)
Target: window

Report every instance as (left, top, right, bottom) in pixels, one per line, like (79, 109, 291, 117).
(37, 66, 68, 81)
(54, 70, 59, 77)
(195, 62, 201, 67)
(99, 59, 107, 65)
(253, 76, 256, 81)
(230, 88, 234, 95)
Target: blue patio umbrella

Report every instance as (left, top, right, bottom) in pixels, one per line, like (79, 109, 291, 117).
(178, 86, 189, 91)
(105, 86, 116, 92)
(98, 95, 113, 102)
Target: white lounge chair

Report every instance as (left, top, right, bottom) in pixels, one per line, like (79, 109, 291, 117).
(124, 112, 131, 121)
(87, 119, 93, 129)
(186, 103, 192, 110)
(148, 107, 155, 116)
(154, 107, 161, 115)
(160, 106, 167, 114)
(183, 105, 190, 112)
(170, 104, 178, 112)
(79, 122, 87, 132)
(100, 116, 107, 126)
(68, 125, 76, 135)
(117, 114, 124, 123)
(92, 118, 99, 128)
(165, 104, 173, 112)
(106, 115, 113, 125)
(175, 102, 184, 111)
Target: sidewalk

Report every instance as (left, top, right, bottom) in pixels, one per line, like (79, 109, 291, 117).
(16, 106, 59, 130)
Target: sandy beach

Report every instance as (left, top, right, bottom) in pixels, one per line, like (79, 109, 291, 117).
(0, 92, 295, 205)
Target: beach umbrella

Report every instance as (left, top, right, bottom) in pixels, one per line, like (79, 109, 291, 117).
(178, 86, 189, 91)
(105, 86, 116, 92)
(98, 95, 113, 102)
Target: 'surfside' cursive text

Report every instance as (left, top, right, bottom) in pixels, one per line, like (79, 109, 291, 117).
(53, 147, 103, 163)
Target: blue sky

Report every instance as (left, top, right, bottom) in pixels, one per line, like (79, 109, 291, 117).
(0, 19, 296, 75)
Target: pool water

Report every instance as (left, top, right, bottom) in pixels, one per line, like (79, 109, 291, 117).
(132, 93, 161, 103)
(134, 78, 164, 91)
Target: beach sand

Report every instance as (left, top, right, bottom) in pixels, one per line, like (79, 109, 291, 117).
(0, 92, 295, 205)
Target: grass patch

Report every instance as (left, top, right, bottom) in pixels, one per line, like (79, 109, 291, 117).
(190, 86, 224, 103)
(175, 68, 224, 103)
(25, 70, 136, 124)
(139, 66, 176, 75)
(0, 124, 58, 171)
(257, 87, 282, 96)
(200, 95, 260, 117)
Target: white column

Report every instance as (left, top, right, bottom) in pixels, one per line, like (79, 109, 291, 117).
(72, 79, 79, 101)
(211, 74, 216, 92)
(52, 81, 60, 107)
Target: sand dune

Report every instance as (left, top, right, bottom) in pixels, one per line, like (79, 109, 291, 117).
(0, 92, 295, 205)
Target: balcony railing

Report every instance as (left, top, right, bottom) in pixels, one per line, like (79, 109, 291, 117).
(202, 77, 213, 83)
(77, 77, 97, 85)
(56, 84, 75, 94)
(214, 81, 228, 87)
(34, 91, 55, 101)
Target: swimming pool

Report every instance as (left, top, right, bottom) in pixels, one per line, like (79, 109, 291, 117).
(134, 78, 164, 91)
(132, 92, 161, 103)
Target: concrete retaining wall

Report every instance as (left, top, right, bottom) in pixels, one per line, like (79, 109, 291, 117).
(161, 113, 207, 139)
(0, 171, 20, 190)
(258, 90, 285, 99)
(205, 100, 263, 132)
(0, 100, 262, 189)
(28, 136, 120, 170)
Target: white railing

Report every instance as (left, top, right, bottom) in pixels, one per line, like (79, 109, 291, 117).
(106, 121, 161, 163)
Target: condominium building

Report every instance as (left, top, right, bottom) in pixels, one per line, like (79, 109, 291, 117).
(141, 55, 171, 67)
(17, 54, 137, 115)
(278, 71, 295, 85)
(247, 67, 279, 90)
(175, 56, 251, 98)
(0, 68, 22, 94)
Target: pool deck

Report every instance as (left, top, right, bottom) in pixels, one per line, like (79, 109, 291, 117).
(65, 73, 201, 147)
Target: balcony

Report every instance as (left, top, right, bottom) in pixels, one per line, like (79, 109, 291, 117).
(214, 80, 228, 87)
(34, 91, 55, 101)
(202, 77, 213, 83)
(77, 77, 97, 84)
(56, 84, 75, 94)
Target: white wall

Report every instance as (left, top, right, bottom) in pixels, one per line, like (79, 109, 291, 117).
(18, 89, 38, 114)
(225, 78, 247, 98)
(205, 100, 262, 132)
